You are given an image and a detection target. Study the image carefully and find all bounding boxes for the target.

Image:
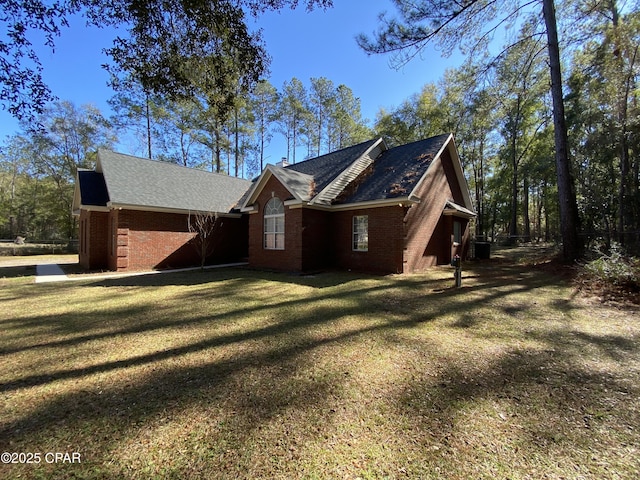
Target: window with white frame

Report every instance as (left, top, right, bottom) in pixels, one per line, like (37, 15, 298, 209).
(352, 215, 369, 251)
(264, 197, 285, 250)
(453, 220, 462, 245)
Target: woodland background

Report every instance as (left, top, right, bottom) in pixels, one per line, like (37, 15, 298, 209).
(0, 0, 638, 257)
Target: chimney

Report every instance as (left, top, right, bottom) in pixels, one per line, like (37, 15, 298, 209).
(279, 157, 290, 167)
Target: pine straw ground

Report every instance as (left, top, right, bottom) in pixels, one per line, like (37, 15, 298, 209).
(0, 247, 638, 479)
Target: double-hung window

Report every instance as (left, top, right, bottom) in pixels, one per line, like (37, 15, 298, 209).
(264, 197, 285, 250)
(352, 215, 369, 251)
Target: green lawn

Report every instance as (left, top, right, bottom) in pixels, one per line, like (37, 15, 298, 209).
(1, 252, 639, 479)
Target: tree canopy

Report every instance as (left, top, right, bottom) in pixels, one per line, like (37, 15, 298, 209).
(1, 0, 639, 260)
(0, 0, 333, 124)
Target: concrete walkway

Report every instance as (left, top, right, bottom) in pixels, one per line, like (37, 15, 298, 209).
(34, 262, 249, 284)
(35, 263, 69, 283)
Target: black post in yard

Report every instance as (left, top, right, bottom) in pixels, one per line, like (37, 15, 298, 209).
(451, 254, 462, 288)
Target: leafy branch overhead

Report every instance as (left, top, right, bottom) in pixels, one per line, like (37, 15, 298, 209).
(0, 0, 334, 124)
(357, 0, 531, 66)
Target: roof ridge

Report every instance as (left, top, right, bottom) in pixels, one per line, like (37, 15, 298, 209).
(283, 138, 379, 169)
(96, 149, 253, 214)
(310, 138, 386, 205)
(98, 149, 251, 184)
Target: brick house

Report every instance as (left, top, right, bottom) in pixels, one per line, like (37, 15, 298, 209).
(72, 150, 251, 271)
(73, 134, 475, 274)
(241, 133, 474, 274)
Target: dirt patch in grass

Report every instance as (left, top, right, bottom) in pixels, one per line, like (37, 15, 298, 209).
(1, 250, 639, 479)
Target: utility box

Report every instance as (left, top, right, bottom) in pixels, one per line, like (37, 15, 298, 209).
(475, 242, 491, 260)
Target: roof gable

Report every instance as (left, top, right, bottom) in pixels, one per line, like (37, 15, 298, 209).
(239, 164, 314, 211)
(241, 139, 384, 210)
(96, 150, 252, 214)
(333, 134, 474, 214)
(308, 138, 386, 206)
(270, 166, 315, 202)
(79, 170, 109, 205)
(285, 139, 381, 193)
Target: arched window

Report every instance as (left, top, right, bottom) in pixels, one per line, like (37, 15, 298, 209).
(264, 197, 284, 250)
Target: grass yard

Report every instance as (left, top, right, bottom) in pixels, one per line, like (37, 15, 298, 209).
(1, 251, 639, 479)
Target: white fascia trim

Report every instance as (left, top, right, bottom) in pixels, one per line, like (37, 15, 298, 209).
(284, 199, 304, 208)
(241, 204, 259, 213)
(239, 167, 274, 210)
(441, 198, 476, 219)
(107, 202, 243, 218)
(283, 196, 418, 212)
(73, 204, 109, 216)
(447, 138, 474, 211)
(443, 208, 476, 219)
(78, 205, 110, 214)
(329, 197, 417, 211)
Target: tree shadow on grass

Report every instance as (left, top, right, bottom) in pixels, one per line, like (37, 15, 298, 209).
(85, 267, 372, 290)
(0, 264, 36, 279)
(396, 343, 640, 475)
(0, 270, 430, 358)
(0, 262, 572, 394)
(2, 260, 637, 478)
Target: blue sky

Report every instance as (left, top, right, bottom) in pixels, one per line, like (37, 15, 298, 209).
(0, 1, 464, 164)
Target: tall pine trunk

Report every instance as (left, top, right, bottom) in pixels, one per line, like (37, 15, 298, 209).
(145, 92, 152, 159)
(542, 0, 582, 261)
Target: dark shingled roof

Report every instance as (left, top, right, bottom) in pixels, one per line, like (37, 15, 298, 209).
(98, 150, 252, 213)
(269, 166, 315, 201)
(285, 139, 379, 193)
(78, 135, 460, 217)
(77, 170, 109, 206)
(334, 134, 451, 204)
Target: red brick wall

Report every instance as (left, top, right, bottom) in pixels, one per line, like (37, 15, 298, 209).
(248, 175, 304, 271)
(108, 209, 129, 271)
(247, 175, 407, 274)
(403, 147, 471, 272)
(246, 145, 471, 275)
(300, 208, 331, 271)
(332, 206, 405, 274)
(124, 210, 196, 271)
(213, 215, 248, 264)
(79, 210, 109, 270)
(82, 208, 247, 272)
